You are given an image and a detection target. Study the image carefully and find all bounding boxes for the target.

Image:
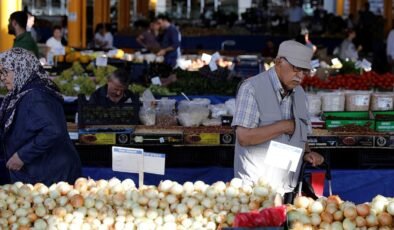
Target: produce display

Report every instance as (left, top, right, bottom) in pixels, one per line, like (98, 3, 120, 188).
(288, 194, 394, 230)
(0, 177, 276, 229)
(52, 62, 117, 96)
(302, 71, 394, 91)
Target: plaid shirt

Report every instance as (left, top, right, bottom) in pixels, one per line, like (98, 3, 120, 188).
(232, 67, 312, 133)
(233, 67, 303, 127)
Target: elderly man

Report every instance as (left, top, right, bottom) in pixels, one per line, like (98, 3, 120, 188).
(89, 69, 138, 107)
(232, 40, 324, 197)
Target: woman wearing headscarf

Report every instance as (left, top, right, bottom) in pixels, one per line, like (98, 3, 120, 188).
(0, 48, 81, 186)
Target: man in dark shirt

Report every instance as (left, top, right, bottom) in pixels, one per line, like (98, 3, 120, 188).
(8, 11, 39, 57)
(89, 69, 138, 107)
(156, 15, 181, 68)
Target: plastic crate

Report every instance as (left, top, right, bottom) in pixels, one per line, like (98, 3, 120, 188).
(77, 95, 139, 127)
(373, 111, 394, 132)
(323, 111, 375, 129)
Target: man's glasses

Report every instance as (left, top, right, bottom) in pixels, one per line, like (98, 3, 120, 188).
(281, 57, 310, 75)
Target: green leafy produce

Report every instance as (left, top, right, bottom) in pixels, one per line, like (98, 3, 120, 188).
(130, 84, 146, 95)
(149, 85, 176, 96)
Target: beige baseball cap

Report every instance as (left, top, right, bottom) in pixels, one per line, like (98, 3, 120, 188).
(277, 40, 313, 70)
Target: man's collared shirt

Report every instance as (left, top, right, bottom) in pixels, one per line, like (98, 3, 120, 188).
(232, 68, 309, 131)
(13, 32, 39, 57)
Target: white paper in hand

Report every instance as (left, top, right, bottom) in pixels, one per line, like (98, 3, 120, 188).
(112, 147, 143, 173)
(143, 152, 165, 175)
(264, 141, 303, 172)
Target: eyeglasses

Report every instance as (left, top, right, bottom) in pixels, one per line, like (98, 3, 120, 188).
(281, 57, 310, 75)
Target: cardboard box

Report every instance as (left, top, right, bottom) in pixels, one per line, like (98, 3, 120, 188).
(338, 136, 374, 147)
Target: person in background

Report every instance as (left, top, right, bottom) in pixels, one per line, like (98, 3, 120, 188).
(287, 1, 304, 37)
(386, 27, 394, 73)
(156, 15, 181, 68)
(61, 15, 68, 46)
(94, 23, 113, 50)
(8, 11, 39, 57)
(232, 40, 324, 201)
(89, 69, 138, 107)
(262, 40, 278, 58)
(0, 48, 81, 186)
(45, 26, 64, 56)
(26, 11, 38, 42)
(296, 28, 317, 54)
(339, 29, 361, 62)
(136, 20, 161, 53)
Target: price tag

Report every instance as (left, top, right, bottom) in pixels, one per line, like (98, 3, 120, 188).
(143, 152, 166, 175)
(96, 56, 108, 67)
(112, 147, 143, 174)
(68, 12, 77, 22)
(264, 141, 303, 172)
(151, 76, 162, 85)
(378, 98, 393, 108)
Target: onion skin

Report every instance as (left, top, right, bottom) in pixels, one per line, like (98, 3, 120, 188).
(356, 204, 370, 217)
(344, 206, 357, 220)
(321, 211, 334, 224)
(377, 212, 392, 226)
(70, 194, 84, 208)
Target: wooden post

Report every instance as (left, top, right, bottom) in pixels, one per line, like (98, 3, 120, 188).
(118, 0, 130, 32)
(68, 0, 87, 48)
(336, 0, 344, 16)
(0, 0, 22, 52)
(93, 0, 110, 32)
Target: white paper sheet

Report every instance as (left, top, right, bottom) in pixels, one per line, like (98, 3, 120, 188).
(264, 141, 303, 172)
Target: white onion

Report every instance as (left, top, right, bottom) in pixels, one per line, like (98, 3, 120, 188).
(121, 179, 135, 190)
(310, 213, 321, 226)
(108, 177, 121, 188)
(309, 200, 324, 214)
(343, 218, 356, 230)
(355, 216, 367, 227)
(132, 206, 146, 218)
(294, 196, 310, 209)
(34, 218, 48, 229)
(35, 205, 47, 217)
(253, 186, 269, 197)
(182, 182, 194, 196)
(194, 181, 207, 192)
(87, 208, 98, 218)
(331, 221, 344, 230)
(366, 214, 379, 227)
(170, 183, 183, 195)
(229, 178, 243, 189)
(387, 201, 394, 215)
(159, 180, 173, 193)
(201, 198, 213, 209)
(225, 186, 239, 198)
(190, 205, 203, 217)
(17, 216, 30, 226)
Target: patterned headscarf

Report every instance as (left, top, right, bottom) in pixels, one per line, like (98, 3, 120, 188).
(0, 48, 63, 135)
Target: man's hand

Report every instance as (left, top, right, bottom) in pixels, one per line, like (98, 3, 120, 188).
(303, 151, 324, 167)
(157, 49, 166, 56)
(6, 153, 24, 171)
(280, 119, 295, 135)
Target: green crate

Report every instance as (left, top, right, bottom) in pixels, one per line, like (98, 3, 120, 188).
(323, 111, 375, 129)
(373, 111, 394, 132)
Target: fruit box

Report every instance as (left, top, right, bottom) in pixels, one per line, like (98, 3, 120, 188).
(373, 111, 394, 132)
(323, 111, 375, 129)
